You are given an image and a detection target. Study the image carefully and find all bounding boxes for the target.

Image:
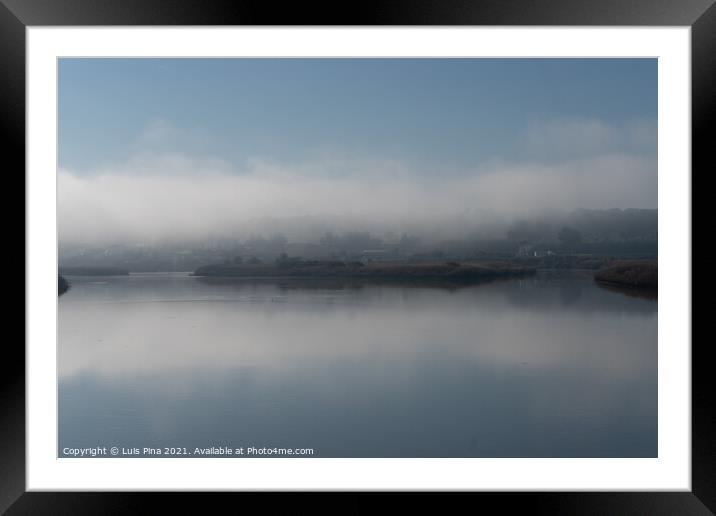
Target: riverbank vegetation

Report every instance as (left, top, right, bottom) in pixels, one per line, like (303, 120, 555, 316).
(593, 261, 657, 290)
(194, 259, 536, 283)
(58, 275, 69, 295)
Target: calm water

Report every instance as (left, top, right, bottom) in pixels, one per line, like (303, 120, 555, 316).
(58, 272, 657, 457)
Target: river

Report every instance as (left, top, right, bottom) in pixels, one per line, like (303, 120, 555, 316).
(58, 271, 657, 457)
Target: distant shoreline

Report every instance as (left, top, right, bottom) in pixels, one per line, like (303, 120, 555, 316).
(192, 260, 537, 284)
(59, 266, 130, 276)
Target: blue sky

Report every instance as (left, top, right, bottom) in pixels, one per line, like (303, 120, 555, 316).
(58, 58, 658, 244)
(59, 58, 657, 173)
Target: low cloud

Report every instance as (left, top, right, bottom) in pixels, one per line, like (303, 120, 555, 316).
(58, 159, 655, 245)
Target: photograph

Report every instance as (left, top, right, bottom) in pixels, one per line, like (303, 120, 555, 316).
(56, 57, 659, 459)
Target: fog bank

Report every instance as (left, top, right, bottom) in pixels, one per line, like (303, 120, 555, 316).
(58, 152, 656, 245)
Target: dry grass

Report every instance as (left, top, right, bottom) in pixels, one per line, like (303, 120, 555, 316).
(594, 261, 657, 289)
(194, 260, 536, 282)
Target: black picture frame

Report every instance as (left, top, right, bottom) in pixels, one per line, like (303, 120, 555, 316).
(5, 0, 709, 511)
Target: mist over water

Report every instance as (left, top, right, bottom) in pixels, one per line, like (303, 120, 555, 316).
(57, 59, 659, 460)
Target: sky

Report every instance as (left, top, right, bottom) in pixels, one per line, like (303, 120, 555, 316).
(58, 58, 657, 244)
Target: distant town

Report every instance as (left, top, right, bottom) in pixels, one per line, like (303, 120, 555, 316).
(59, 208, 657, 273)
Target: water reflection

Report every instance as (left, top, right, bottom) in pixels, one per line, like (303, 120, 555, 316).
(59, 272, 657, 457)
(594, 282, 658, 300)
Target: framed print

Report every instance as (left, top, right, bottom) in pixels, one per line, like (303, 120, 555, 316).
(6, 0, 711, 511)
